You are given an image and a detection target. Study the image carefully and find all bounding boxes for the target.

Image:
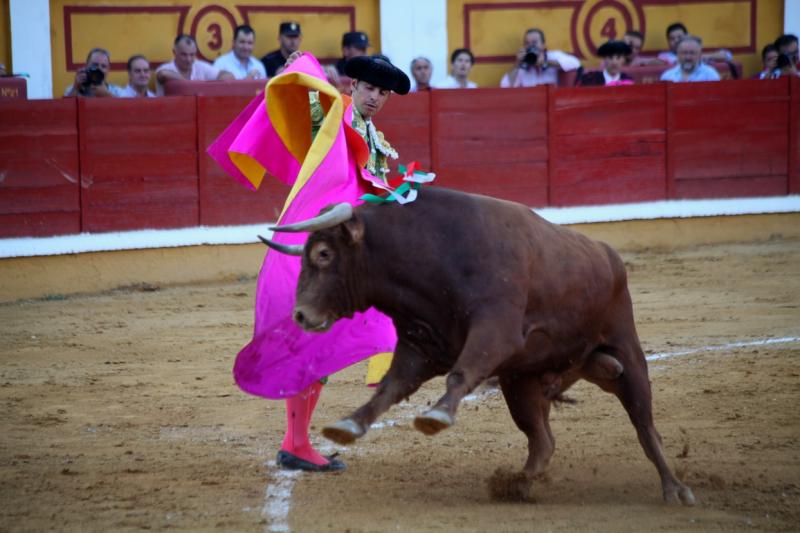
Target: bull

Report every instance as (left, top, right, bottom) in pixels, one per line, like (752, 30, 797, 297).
(261, 186, 695, 505)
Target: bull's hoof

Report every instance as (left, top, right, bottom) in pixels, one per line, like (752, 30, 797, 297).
(413, 409, 453, 436)
(322, 419, 363, 445)
(663, 483, 696, 506)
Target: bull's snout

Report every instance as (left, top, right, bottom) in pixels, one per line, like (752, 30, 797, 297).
(292, 308, 308, 328)
(292, 305, 331, 332)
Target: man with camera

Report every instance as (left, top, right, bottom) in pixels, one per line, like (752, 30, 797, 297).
(500, 28, 580, 88)
(64, 48, 125, 98)
(774, 34, 799, 78)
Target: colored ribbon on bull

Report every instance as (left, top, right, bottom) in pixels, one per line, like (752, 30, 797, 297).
(361, 162, 436, 205)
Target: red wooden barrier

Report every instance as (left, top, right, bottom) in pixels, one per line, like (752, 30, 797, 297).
(197, 95, 289, 225)
(78, 97, 199, 232)
(790, 77, 799, 194)
(164, 79, 266, 97)
(0, 99, 80, 237)
(375, 91, 431, 171)
(431, 87, 549, 206)
(549, 84, 667, 206)
(666, 78, 790, 199)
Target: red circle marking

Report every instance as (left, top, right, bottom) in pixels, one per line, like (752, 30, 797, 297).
(582, 0, 634, 56)
(189, 5, 237, 62)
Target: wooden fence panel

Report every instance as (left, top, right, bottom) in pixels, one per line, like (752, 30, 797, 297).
(550, 84, 667, 206)
(431, 88, 548, 206)
(0, 99, 80, 237)
(79, 97, 199, 232)
(667, 78, 790, 199)
(790, 77, 799, 194)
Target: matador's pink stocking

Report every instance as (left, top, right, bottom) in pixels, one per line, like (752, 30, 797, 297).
(280, 382, 328, 466)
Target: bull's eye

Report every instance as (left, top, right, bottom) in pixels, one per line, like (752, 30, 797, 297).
(310, 242, 334, 268)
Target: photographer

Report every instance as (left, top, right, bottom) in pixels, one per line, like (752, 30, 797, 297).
(774, 34, 799, 78)
(500, 28, 580, 88)
(64, 48, 124, 98)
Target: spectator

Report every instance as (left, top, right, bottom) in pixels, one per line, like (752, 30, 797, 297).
(410, 56, 433, 92)
(213, 25, 266, 80)
(500, 28, 580, 87)
(659, 22, 733, 66)
(774, 34, 799, 76)
(623, 30, 662, 66)
(64, 48, 125, 97)
(156, 35, 234, 96)
(754, 44, 779, 79)
(437, 48, 477, 89)
(660, 36, 720, 83)
(577, 40, 634, 86)
(657, 22, 687, 65)
(260, 22, 302, 78)
(335, 31, 370, 75)
(119, 55, 155, 97)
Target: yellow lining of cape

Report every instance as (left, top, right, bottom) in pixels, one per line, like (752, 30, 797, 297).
(266, 72, 344, 218)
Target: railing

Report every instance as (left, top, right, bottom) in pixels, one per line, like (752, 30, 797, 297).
(1, 76, 797, 239)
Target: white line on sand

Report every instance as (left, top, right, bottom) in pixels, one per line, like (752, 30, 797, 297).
(262, 463, 300, 533)
(261, 335, 800, 531)
(647, 336, 800, 362)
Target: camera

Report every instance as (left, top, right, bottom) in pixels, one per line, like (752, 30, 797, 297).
(522, 47, 540, 67)
(80, 65, 105, 93)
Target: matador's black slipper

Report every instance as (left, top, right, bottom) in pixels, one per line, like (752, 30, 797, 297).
(276, 450, 346, 472)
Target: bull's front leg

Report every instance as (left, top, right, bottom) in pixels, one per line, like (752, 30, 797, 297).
(322, 341, 440, 445)
(415, 318, 522, 436)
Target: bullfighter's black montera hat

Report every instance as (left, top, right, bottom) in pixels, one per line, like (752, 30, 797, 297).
(597, 40, 633, 57)
(344, 55, 411, 95)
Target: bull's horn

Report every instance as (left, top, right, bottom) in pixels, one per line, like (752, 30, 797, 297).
(257, 235, 305, 256)
(269, 202, 353, 233)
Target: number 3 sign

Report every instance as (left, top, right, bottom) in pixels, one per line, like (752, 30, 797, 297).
(574, 0, 644, 58)
(189, 5, 238, 62)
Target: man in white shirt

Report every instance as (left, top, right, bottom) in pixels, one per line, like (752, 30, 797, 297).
(119, 55, 155, 97)
(156, 35, 234, 95)
(500, 28, 580, 88)
(213, 25, 266, 80)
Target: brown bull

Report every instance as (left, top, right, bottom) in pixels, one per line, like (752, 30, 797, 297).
(262, 186, 695, 505)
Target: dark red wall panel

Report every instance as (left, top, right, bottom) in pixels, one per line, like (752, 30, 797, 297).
(431, 88, 549, 206)
(197, 95, 289, 226)
(550, 84, 667, 206)
(376, 91, 432, 172)
(79, 97, 199, 232)
(667, 78, 790, 199)
(790, 77, 799, 194)
(0, 99, 80, 237)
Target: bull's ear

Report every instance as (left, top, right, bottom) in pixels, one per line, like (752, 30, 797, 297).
(342, 216, 364, 246)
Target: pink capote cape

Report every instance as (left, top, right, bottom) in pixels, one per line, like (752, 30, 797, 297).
(207, 54, 396, 399)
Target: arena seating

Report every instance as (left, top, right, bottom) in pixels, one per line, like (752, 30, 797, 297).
(0, 76, 797, 238)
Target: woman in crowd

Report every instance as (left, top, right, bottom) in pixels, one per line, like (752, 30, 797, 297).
(437, 48, 478, 89)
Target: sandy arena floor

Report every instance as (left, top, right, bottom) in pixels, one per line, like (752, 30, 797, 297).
(1, 237, 799, 532)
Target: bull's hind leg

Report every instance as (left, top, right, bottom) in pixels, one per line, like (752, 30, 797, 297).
(322, 341, 439, 445)
(489, 373, 560, 501)
(586, 340, 696, 506)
